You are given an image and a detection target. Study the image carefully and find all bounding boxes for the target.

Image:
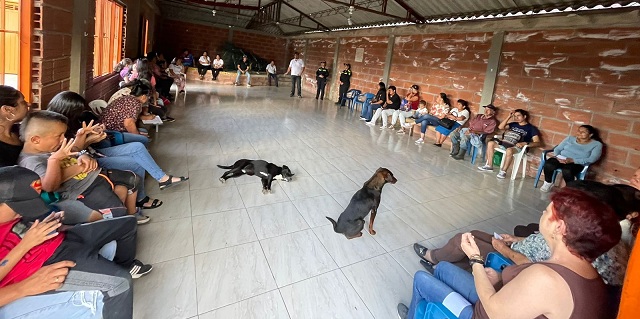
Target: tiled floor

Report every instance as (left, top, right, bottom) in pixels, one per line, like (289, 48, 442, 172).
(133, 82, 550, 319)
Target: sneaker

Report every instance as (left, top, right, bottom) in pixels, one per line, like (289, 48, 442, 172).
(415, 138, 424, 144)
(540, 182, 553, 192)
(129, 260, 153, 279)
(136, 212, 151, 225)
(234, 82, 239, 86)
(397, 129, 405, 134)
(477, 165, 493, 171)
(298, 95, 302, 98)
(290, 94, 294, 97)
(247, 84, 252, 87)
(365, 122, 375, 126)
(397, 303, 409, 319)
(359, 117, 367, 121)
(497, 171, 507, 179)
(163, 117, 175, 123)
(379, 126, 385, 130)
(387, 125, 394, 129)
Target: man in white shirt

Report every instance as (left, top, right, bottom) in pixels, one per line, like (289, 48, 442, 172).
(285, 52, 305, 98)
(266, 60, 278, 87)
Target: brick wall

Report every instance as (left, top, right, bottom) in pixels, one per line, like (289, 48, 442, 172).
(291, 27, 640, 183)
(390, 33, 492, 114)
(155, 20, 291, 71)
(495, 28, 640, 182)
(35, 0, 74, 107)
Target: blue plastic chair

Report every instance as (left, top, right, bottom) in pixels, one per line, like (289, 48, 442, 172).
(417, 252, 514, 319)
(353, 92, 375, 113)
(533, 149, 591, 188)
(465, 135, 488, 165)
(341, 89, 361, 110)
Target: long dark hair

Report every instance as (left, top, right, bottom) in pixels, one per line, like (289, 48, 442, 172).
(439, 92, 451, 107)
(135, 58, 151, 81)
(47, 91, 87, 137)
(0, 85, 21, 107)
(580, 124, 602, 142)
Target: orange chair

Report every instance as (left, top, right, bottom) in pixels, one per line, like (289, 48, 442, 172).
(617, 242, 640, 318)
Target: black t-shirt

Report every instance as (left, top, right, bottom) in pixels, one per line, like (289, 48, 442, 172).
(339, 70, 351, 84)
(0, 140, 23, 167)
(385, 93, 401, 110)
(238, 60, 249, 71)
(316, 68, 329, 80)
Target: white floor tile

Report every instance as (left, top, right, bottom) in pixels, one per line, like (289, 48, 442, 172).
(313, 224, 386, 267)
(199, 290, 289, 319)
(292, 195, 344, 227)
(190, 186, 245, 216)
(192, 209, 258, 254)
(136, 218, 194, 264)
(247, 202, 309, 239)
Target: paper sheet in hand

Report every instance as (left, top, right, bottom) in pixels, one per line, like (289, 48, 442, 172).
(142, 115, 163, 125)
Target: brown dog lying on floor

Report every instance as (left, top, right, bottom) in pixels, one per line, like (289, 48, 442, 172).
(326, 167, 397, 239)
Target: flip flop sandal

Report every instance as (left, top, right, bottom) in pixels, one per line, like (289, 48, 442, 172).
(159, 175, 189, 190)
(136, 196, 164, 209)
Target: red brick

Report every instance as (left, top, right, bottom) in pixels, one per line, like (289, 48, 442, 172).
(575, 97, 615, 114)
(629, 153, 640, 168)
(599, 161, 635, 180)
(539, 118, 572, 135)
(527, 102, 559, 118)
(591, 114, 633, 133)
(557, 109, 593, 124)
(596, 85, 638, 100)
(606, 133, 640, 151)
(632, 122, 640, 135)
(602, 147, 629, 164)
(612, 101, 640, 117)
(561, 82, 597, 97)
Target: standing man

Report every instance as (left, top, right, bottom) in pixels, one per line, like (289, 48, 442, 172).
(315, 61, 329, 100)
(285, 52, 305, 98)
(335, 63, 352, 107)
(266, 60, 278, 87)
(235, 55, 251, 87)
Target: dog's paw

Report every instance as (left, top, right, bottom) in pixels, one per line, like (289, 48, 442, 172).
(268, 189, 273, 194)
(262, 188, 269, 195)
(219, 177, 225, 183)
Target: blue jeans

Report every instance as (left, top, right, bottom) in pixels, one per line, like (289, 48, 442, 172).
(96, 142, 167, 201)
(290, 75, 302, 96)
(93, 132, 149, 149)
(362, 103, 382, 121)
(408, 262, 478, 319)
(0, 291, 104, 319)
(235, 70, 251, 84)
(415, 114, 441, 134)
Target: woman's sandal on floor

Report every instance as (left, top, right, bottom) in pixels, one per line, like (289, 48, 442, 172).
(159, 175, 189, 190)
(136, 196, 164, 209)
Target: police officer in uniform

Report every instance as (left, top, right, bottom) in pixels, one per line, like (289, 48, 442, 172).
(315, 61, 329, 100)
(335, 63, 352, 106)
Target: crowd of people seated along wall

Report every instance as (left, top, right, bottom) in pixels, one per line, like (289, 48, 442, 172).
(0, 77, 193, 317)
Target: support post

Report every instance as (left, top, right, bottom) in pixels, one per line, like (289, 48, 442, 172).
(70, 0, 90, 94)
(328, 38, 341, 101)
(479, 31, 504, 113)
(381, 35, 395, 86)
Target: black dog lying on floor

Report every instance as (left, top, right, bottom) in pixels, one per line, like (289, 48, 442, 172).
(326, 167, 397, 239)
(218, 159, 294, 194)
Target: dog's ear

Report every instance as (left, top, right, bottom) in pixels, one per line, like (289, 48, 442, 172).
(282, 165, 289, 170)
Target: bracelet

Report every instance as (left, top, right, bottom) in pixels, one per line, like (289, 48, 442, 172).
(469, 258, 485, 267)
(78, 150, 88, 157)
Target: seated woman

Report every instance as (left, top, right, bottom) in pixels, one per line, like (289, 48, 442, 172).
(540, 124, 603, 192)
(99, 80, 155, 145)
(390, 84, 421, 131)
(47, 91, 189, 206)
(198, 51, 212, 80)
(211, 54, 224, 81)
(167, 57, 186, 95)
(0, 85, 28, 167)
(433, 99, 470, 147)
(359, 82, 386, 121)
(398, 188, 622, 319)
(414, 92, 451, 144)
(114, 58, 133, 88)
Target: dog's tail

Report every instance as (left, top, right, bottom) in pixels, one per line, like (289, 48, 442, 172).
(217, 164, 234, 169)
(326, 217, 338, 232)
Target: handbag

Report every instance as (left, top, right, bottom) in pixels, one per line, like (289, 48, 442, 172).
(438, 118, 456, 129)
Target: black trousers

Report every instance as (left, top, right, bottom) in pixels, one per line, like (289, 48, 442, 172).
(337, 83, 349, 105)
(543, 157, 584, 183)
(290, 75, 302, 96)
(45, 216, 138, 319)
(268, 73, 278, 86)
(316, 79, 327, 99)
(212, 67, 223, 80)
(198, 65, 211, 77)
(156, 77, 174, 98)
(79, 170, 139, 218)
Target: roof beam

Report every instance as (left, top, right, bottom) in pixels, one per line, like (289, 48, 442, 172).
(281, 1, 331, 31)
(321, 0, 409, 21)
(184, 0, 260, 11)
(391, 0, 425, 22)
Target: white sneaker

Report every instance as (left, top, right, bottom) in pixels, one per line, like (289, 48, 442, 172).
(359, 117, 367, 121)
(247, 84, 252, 87)
(496, 171, 507, 179)
(477, 165, 493, 171)
(379, 126, 385, 130)
(365, 122, 375, 126)
(234, 82, 239, 86)
(397, 129, 405, 134)
(402, 123, 412, 128)
(415, 138, 424, 144)
(387, 125, 394, 129)
(540, 182, 553, 192)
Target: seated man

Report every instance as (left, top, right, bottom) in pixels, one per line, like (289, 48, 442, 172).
(451, 104, 498, 160)
(365, 85, 401, 129)
(18, 111, 148, 224)
(360, 82, 386, 121)
(0, 166, 152, 319)
(235, 55, 251, 87)
(478, 108, 540, 179)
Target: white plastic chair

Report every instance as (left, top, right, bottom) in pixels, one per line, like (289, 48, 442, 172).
(494, 145, 529, 180)
(172, 82, 186, 102)
(88, 99, 107, 116)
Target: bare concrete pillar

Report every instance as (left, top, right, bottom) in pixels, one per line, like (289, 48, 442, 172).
(479, 31, 504, 113)
(382, 35, 395, 85)
(70, 0, 89, 94)
(328, 38, 341, 100)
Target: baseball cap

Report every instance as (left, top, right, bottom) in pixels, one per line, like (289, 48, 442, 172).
(483, 104, 497, 111)
(0, 166, 49, 218)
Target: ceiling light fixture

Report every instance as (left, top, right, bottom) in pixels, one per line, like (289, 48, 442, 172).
(348, 6, 355, 15)
(212, 9, 216, 16)
(347, 17, 353, 25)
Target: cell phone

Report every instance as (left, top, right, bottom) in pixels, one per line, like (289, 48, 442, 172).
(494, 232, 503, 240)
(556, 155, 567, 160)
(42, 211, 63, 223)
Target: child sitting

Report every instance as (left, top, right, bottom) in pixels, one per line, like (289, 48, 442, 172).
(18, 111, 149, 224)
